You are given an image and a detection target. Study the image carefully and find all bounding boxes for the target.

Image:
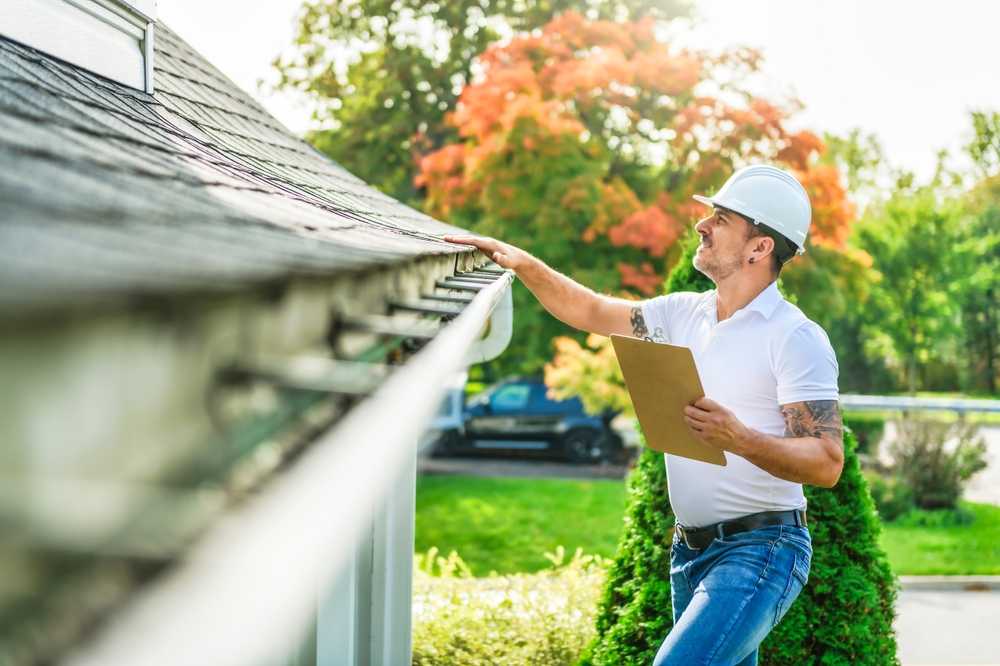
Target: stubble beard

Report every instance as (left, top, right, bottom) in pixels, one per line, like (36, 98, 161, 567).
(693, 245, 741, 282)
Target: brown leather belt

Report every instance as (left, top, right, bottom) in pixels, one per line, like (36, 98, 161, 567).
(673, 508, 807, 551)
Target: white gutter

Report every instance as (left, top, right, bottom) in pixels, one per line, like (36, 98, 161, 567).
(67, 269, 515, 666)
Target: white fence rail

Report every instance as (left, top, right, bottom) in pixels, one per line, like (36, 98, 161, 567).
(840, 394, 1000, 414)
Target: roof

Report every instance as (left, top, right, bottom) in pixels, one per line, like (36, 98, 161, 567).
(0, 25, 465, 315)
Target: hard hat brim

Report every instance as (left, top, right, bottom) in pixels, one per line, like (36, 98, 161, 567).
(692, 194, 757, 223)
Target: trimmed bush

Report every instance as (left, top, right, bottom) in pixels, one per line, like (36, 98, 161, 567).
(581, 237, 899, 665)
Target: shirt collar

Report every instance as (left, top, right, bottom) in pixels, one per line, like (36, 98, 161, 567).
(745, 280, 783, 320)
(699, 281, 783, 322)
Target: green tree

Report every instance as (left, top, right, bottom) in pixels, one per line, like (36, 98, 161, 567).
(271, 0, 690, 203)
(580, 239, 899, 665)
(853, 190, 966, 392)
(957, 176, 1000, 393)
(821, 128, 887, 207)
(959, 112, 1000, 393)
(966, 110, 1000, 179)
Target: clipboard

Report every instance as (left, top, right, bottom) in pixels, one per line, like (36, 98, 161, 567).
(610, 334, 727, 466)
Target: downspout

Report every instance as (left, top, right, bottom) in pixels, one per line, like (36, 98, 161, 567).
(463, 282, 513, 365)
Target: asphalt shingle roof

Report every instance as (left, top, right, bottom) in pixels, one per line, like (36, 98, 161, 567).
(0, 25, 466, 314)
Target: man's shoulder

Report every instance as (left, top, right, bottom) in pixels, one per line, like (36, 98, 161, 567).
(771, 303, 835, 355)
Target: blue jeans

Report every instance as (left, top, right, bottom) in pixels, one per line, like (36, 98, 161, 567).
(652, 523, 812, 666)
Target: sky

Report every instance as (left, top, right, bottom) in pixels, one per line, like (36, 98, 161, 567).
(159, 0, 1000, 181)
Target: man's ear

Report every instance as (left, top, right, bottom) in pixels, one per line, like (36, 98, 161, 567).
(749, 235, 774, 263)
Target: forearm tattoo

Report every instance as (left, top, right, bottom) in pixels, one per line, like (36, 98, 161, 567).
(780, 400, 843, 441)
(630, 306, 649, 339)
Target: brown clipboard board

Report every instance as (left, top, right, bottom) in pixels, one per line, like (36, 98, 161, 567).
(610, 334, 727, 466)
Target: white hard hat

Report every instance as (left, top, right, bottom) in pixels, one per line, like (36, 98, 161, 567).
(693, 164, 811, 255)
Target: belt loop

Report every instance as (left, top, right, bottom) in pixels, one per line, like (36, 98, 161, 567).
(715, 523, 725, 539)
(793, 509, 802, 527)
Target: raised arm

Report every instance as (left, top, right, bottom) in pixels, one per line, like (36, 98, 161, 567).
(443, 235, 644, 337)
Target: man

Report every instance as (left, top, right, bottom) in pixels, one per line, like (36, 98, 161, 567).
(444, 164, 843, 665)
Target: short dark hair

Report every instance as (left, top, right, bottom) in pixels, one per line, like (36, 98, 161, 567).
(745, 222, 798, 276)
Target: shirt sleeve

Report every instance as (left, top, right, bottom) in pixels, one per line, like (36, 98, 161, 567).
(638, 295, 671, 342)
(775, 321, 840, 404)
(639, 292, 700, 344)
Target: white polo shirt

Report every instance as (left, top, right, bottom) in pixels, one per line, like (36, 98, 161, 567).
(640, 280, 839, 528)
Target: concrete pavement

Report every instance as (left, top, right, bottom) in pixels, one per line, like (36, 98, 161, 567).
(963, 425, 1000, 505)
(896, 588, 1000, 665)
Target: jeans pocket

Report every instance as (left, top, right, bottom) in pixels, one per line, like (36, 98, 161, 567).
(773, 550, 808, 627)
(791, 547, 811, 586)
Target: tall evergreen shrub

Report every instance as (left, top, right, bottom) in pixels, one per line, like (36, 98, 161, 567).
(581, 235, 899, 665)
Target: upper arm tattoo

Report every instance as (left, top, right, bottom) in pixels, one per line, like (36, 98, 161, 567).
(780, 400, 843, 442)
(630, 306, 649, 339)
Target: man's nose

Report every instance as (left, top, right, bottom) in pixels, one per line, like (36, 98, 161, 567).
(694, 217, 711, 235)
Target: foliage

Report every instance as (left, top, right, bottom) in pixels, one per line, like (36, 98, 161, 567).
(827, 111, 1000, 396)
(956, 175, 1000, 393)
(862, 469, 915, 522)
(415, 11, 858, 375)
(846, 413, 886, 455)
(578, 244, 898, 665)
(821, 128, 888, 206)
(966, 109, 1000, 178)
(412, 546, 608, 666)
(272, 1, 689, 203)
(852, 190, 967, 392)
(885, 415, 988, 510)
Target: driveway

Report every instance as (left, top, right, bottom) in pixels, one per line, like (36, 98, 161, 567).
(896, 588, 1000, 664)
(418, 455, 631, 480)
(963, 425, 1000, 505)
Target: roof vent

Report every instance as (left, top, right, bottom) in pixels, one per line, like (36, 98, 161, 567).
(1, 0, 156, 93)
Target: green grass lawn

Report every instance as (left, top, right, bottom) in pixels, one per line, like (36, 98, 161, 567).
(415, 474, 627, 575)
(416, 473, 1000, 576)
(879, 502, 1000, 575)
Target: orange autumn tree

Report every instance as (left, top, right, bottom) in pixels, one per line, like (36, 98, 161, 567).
(417, 11, 859, 376)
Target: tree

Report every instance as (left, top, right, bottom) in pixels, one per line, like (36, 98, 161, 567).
(966, 110, 1000, 179)
(958, 112, 1000, 394)
(853, 190, 966, 393)
(272, 0, 690, 204)
(417, 11, 858, 375)
(575, 239, 899, 666)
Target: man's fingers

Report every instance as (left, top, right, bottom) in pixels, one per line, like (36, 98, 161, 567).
(684, 415, 704, 431)
(492, 251, 512, 268)
(694, 397, 721, 411)
(684, 405, 710, 422)
(442, 234, 498, 252)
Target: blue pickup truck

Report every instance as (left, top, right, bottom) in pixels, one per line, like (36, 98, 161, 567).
(429, 376, 624, 464)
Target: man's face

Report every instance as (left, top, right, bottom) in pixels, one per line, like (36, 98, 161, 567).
(692, 207, 753, 281)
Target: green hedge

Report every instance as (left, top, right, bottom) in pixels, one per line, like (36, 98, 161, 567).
(580, 237, 899, 665)
(844, 412, 886, 455)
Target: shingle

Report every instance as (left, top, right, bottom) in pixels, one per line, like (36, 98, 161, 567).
(0, 24, 465, 315)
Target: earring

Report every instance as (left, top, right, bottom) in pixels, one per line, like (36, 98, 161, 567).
(748, 257, 755, 264)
